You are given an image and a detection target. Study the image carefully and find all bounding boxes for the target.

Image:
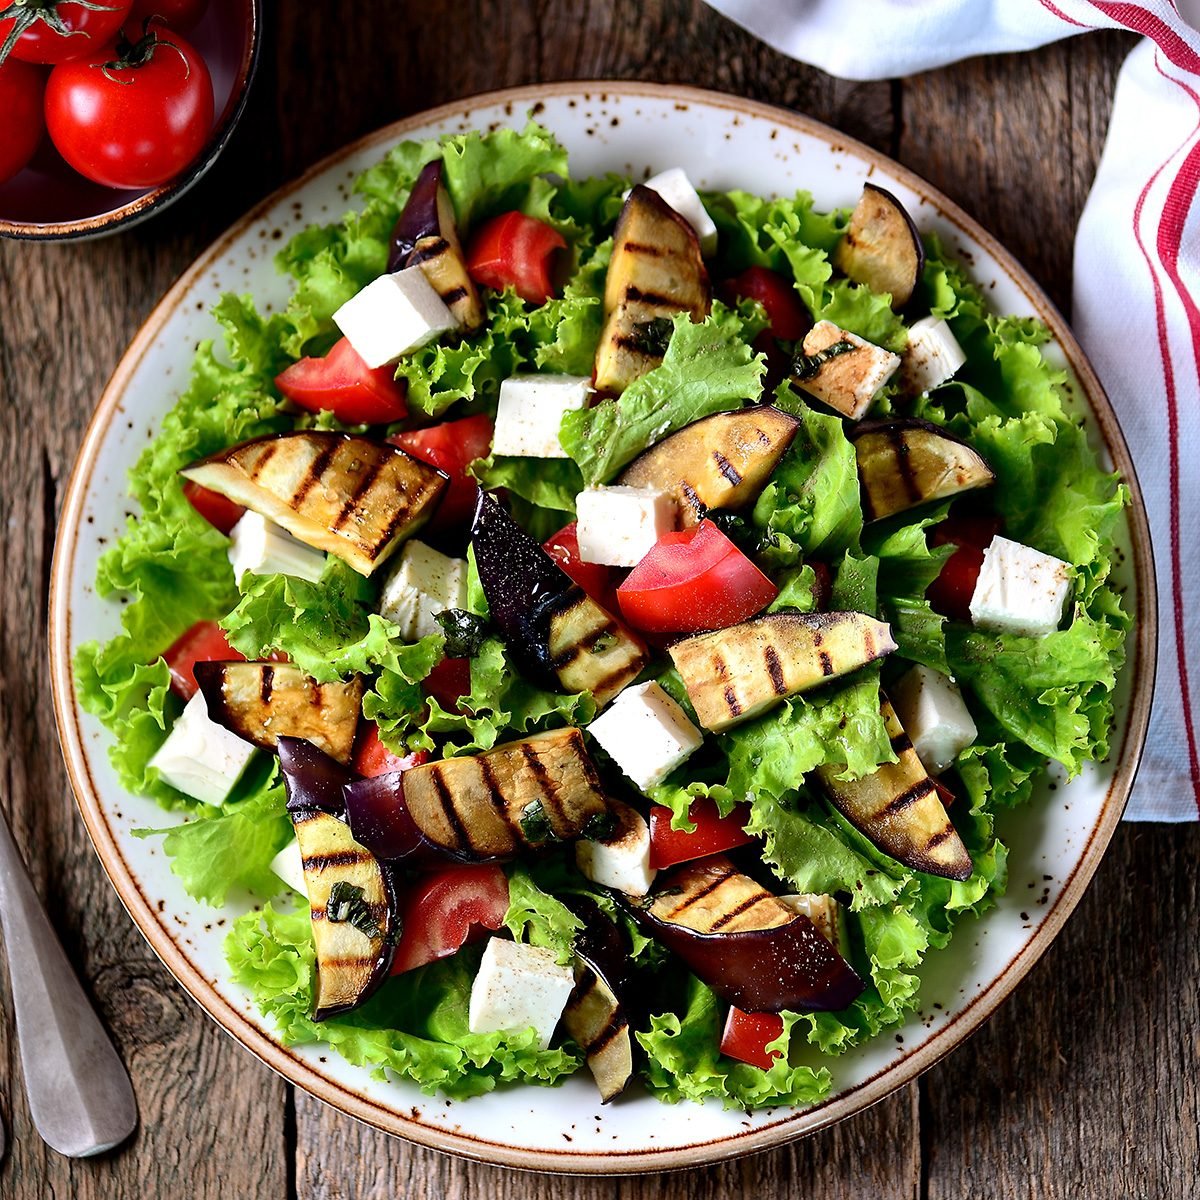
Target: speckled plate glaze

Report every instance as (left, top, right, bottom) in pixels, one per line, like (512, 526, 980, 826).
(49, 83, 1156, 1174)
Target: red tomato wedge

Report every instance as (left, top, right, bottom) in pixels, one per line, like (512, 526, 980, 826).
(163, 621, 244, 700)
(723, 266, 812, 341)
(543, 522, 617, 609)
(720, 1006, 785, 1070)
(424, 657, 472, 712)
(390, 864, 510, 976)
(617, 520, 777, 633)
(182, 479, 245, 536)
(926, 513, 1001, 622)
(648, 796, 754, 870)
(353, 723, 429, 778)
(466, 211, 566, 306)
(275, 337, 408, 426)
(390, 413, 493, 532)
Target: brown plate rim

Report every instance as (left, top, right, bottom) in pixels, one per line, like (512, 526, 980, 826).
(48, 80, 1157, 1174)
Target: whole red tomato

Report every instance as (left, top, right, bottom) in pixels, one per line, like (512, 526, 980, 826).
(0, 0, 131, 65)
(128, 0, 208, 30)
(0, 57, 44, 182)
(44, 24, 213, 189)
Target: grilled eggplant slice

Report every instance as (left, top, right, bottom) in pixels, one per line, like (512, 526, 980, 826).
(818, 699, 972, 881)
(471, 494, 648, 707)
(669, 611, 897, 732)
(400, 727, 611, 859)
(832, 183, 924, 309)
(561, 897, 636, 1103)
(850, 418, 995, 521)
(181, 432, 448, 576)
(630, 856, 864, 1012)
(388, 159, 485, 333)
(593, 185, 711, 394)
(194, 662, 363, 764)
(616, 405, 800, 525)
(291, 807, 397, 1019)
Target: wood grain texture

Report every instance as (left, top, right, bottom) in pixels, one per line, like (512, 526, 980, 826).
(0, 3, 1187, 1199)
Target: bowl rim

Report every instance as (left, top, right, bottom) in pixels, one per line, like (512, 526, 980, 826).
(48, 79, 1158, 1174)
(0, 0, 263, 241)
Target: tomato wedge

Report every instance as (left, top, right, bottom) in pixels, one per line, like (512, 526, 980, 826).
(390, 413, 493, 532)
(163, 621, 244, 700)
(926, 513, 1002, 622)
(466, 211, 566, 305)
(648, 796, 754, 870)
(543, 522, 617, 610)
(720, 1006, 784, 1070)
(182, 479, 245, 536)
(423, 657, 472, 712)
(723, 266, 812, 341)
(616, 520, 777, 633)
(275, 336, 408, 425)
(390, 864, 510, 976)
(353, 722, 429, 778)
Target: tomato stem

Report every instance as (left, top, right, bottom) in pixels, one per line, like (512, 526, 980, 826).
(96, 18, 188, 83)
(0, 0, 123, 67)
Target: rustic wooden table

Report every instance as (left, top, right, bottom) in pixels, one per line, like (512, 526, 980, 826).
(0, 4, 1195, 1197)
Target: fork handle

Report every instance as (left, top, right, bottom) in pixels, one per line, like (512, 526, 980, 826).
(0, 806, 137, 1157)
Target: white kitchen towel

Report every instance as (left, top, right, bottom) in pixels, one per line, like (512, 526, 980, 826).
(705, 0, 1200, 820)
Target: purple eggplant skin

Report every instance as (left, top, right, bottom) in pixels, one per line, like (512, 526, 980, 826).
(278, 736, 356, 816)
(626, 899, 864, 1014)
(342, 771, 445, 865)
(388, 160, 443, 272)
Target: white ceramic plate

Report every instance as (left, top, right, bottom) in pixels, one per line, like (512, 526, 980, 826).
(50, 83, 1155, 1174)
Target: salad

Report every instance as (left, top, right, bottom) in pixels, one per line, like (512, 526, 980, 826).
(76, 119, 1129, 1110)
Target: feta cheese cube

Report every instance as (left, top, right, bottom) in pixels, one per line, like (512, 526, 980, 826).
(889, 664, 978, 775)
(575, 802, 656, 896)
(575, 485, 677, 568)
(378, 540, 467, 641)
(270, 838, 308, 897)
(148, 693, 257, 807)
(332, 268, 455, 368)
(493, 374, 591, 458)
(228, 511, 327, 585)
(795, 320, 901, 420)
(779, 893, 842, 948)
(587, 681, 703, 792)
(467, 938, 575, 1050)
(638, 168, 718, 255)
(969, 536, 1072, 638)
(903, 316, 967, 394)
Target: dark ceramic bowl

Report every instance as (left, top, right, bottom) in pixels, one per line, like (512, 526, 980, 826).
(0, 0, 261, 240)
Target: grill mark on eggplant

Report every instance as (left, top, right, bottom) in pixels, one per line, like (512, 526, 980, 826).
(302, 849, 374, 871)
(429, 765, 473, 852)
(723, 685, 741, 717)
(438, 285, 468, 306)
(244, 439, 279, 482)
(711, 450, 742, 486)
(887, 428, 924, 505)
(923, 827, 956, 850)
(613, 333, 663, 357)
(878, 777, 937, 818)
(662, 866, 735, 920)
(622, 240, 666, 257)
(289, 438, 341, 508)
(586, 1014, 631, 1056)
(890, 730, 914, 754)
(260, 664, 275, 706)
(624, 284, 682, 309)
(763, 645, 787, 695)
(585, 659, 643, 701)
(517, 742, 567, 833)
(818, 650, 835, 676)
(409, 236, 450, 264)
(707, 890, 776, 930)
(332, 455, 386, 531)
(373, 476, 437, 563)
(476, 756, 521, 846)
(863, 626, 877, 661)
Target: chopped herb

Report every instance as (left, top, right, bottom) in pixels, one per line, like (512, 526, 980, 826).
(581, 810, 618, 842)
(325, 881, 384, 940)
(435, 608, 490, 658)
(630, 316, 675, 357)
(791, 338, 856, 380)
(519, 798, 557, 844)
(590, 632, 616, 654)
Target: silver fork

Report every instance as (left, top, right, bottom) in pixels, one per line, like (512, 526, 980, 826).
(0, 801, 137, 1157)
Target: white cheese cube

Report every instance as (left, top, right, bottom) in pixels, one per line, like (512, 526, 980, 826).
(638, 168, 718, 255)
(332, 268, 456, 368)
(796, 320, 902, 419)
(148, 693, 257, 807)
(904, 316, 967, 394)
(889, 665, 978, 775)
(270, 838, 308, 897)
(378, 540, 468, 641)
(969, 536, 1072, 638)
(575, 485, 677, 568)
(575, 802, 656, 897)
(779, 893, 842, 948)
(467, 938, 575, 1051)
(587, 681, 703, 792)
(228, 511, 327, 585)
(493, 374, 591, 458)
